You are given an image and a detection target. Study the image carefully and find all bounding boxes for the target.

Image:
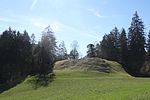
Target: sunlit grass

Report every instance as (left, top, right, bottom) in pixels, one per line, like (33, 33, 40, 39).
(0, 70, 150, 100)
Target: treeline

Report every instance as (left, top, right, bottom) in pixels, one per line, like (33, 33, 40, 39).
(0, 25, 81, 85)
(0, 26, 56, 85)
(0, 11, 149, 86)
(0, 28, 32, 84)
(87, 11, 150, 76)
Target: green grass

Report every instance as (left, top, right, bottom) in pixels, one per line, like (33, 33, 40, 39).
(0, 70, 150, 100)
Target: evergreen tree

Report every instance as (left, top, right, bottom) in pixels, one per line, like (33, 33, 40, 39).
(110, 27, 120, 61)
(100, 27, 121, 62)
(0, 27, 17, 83)
(100, 34, 117, 61)
(30, 33, 36, 45)
(95, 43, 102, 58)
(146, 31, 150, 60)
(119, 28, 128, 67)
(21, 30, 32, 75)
(128, 11, 146, 75)
(87, 44, 96, 57)
(34, 26, 57, 76)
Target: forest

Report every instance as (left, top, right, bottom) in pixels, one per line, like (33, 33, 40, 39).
(0, 11, 150, 90)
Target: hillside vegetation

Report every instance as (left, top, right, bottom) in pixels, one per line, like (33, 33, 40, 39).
(0, 70, 150, 100)
(54, 58, 124, 73)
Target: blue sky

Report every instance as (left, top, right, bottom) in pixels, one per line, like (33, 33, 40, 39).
(0, 0, 150, 56)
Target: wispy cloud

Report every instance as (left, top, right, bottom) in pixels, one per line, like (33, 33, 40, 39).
(30, 0, 38, 11)
(88, 8, 105, 18)
(0, 17, 19, 23)
(30, 18, 47, 30)
(29, 18, 64, 33)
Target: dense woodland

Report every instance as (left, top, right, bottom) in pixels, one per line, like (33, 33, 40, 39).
(87, 11, 150, 76)
(0, 11, 150, 87)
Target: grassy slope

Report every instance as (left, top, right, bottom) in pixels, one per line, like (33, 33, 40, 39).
(54, 58, 124, 73)
(0, 70, 150, 100)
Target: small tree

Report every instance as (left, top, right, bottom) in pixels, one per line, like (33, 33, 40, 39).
(95, 43, 101, 58)
(146, 31, 150, 60)
(57, 41, 68, 60)
(87, 44, 96, 57)
(69, 40, 79, 59)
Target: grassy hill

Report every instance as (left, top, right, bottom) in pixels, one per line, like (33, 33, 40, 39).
(0, 58, 150, 100)
(54, 58, 124, 73)
(0, 70, 150, 100)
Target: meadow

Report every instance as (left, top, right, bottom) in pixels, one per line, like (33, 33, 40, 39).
(0, 70, 150, 100)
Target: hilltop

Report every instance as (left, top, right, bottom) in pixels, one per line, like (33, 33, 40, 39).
(54, 57, 124, 73)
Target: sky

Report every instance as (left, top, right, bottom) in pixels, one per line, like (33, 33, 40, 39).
(0, 0, 150, 56)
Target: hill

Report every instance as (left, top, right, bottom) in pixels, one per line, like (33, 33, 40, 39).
(54, 58, 124, 73)
(0, 70, 150, 100)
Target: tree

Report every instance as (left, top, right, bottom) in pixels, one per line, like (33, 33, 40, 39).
(34, 26, 57, 76)
(30, 33, 36, 74)
(69, 40, 79, 59)
(95, 42, 102, 58)
(21, 30, 32, 75)
(30, 33, 36, 45)
(128, 11, 146, 75)
(119, 28, 128, 67)
(110, 27, 120, 61)
(146, 31, 150, 60)
(57, 41, 68, 60)
(0, 27, 17, 83)
(100, 32, 118, 61)
(87, 44, 96, 57)
(0, 28, 32, 83)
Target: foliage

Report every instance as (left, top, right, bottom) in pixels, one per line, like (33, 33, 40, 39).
(69, 40, 79, 59)
(146, 31, 150, 60)
(87, 44, 96, 57)
(0, 28, 32, 84)
(119, 28, 128, 67)
(56, 41, 68, 60)
(0, 26, 57, 90)
(127, 11, 146, 75)
(93, 12, 148, 76)
(33, 26, 57, 76)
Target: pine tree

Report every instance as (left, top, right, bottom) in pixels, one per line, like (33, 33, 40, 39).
(87, 44, 96, 57)
(95, 43, 102, 58)
(100, 33, 117, 61)
(128, 11, 146, 75)
(34, 26, 57, 76)
(110, 27, 120, 61)
(119, 28, 128, 67)
(147, 31, 150, 60)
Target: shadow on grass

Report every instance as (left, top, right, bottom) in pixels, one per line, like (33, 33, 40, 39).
(27, 73, 55, 89)
(0, 77, 26, 93)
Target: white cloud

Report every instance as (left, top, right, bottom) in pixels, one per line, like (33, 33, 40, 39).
(30, 0, 38, 11)
(0, 17, 18, 23)
(30, 18, 47, 30)
(88, 8, 105, 18)
(29, 18, 64, 33)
